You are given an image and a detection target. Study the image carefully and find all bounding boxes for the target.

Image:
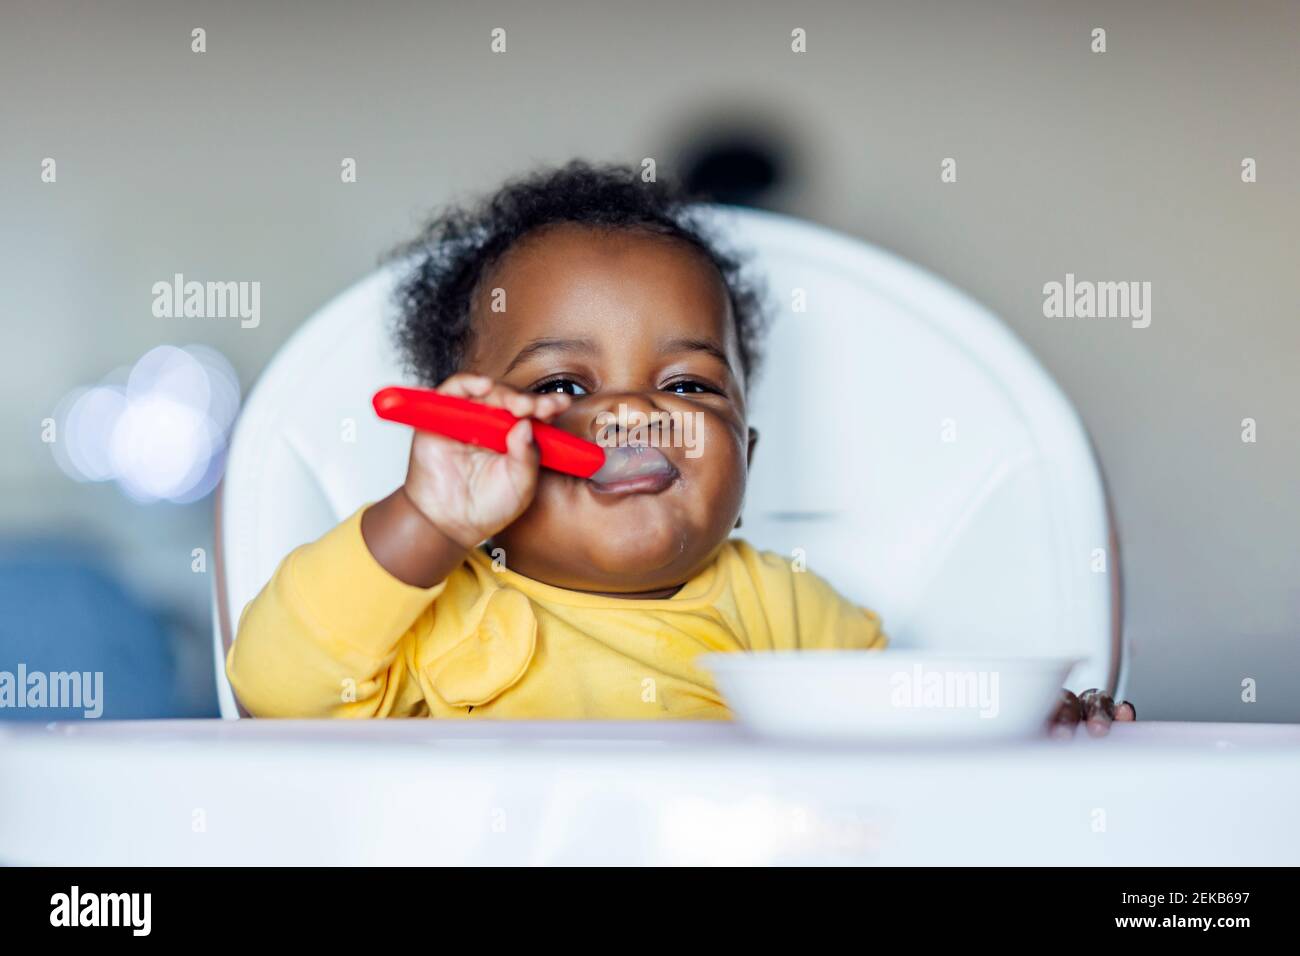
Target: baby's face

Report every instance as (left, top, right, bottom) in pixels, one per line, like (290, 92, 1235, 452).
(462, 223, 753, 595)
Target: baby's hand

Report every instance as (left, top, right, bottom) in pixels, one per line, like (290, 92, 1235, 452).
(403, 374, 572, 549)
(1050, 689, 1137, 739)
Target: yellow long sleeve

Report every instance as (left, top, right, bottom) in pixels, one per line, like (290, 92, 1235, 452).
(227, 507, 444, 717)
(227, 506, 886, 719)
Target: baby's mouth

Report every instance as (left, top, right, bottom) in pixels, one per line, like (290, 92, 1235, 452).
(587, 445, 679, 495)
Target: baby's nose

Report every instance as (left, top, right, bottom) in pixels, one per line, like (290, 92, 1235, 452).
(585, 394, 673, 446)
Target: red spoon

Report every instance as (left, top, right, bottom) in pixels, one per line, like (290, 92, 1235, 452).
(372, 386, 673, 485)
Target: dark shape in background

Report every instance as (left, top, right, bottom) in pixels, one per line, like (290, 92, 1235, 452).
(674, 115, 797, 210)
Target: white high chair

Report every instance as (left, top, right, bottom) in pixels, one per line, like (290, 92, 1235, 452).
(213, 205, 1122, 719)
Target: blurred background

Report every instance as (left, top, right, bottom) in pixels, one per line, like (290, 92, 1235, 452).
(1, 0, 1296, 721)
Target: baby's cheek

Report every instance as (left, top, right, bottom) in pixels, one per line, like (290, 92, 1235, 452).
(686, 424, 747, 518)
(684, 409, 745, 468)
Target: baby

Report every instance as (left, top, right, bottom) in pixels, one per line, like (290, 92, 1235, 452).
(226, 160, 1132, 730)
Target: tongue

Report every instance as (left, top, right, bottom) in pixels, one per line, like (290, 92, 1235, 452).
(589, 445, 675, 485)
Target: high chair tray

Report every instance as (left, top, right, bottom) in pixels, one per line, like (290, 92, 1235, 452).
(1, 720, 1297, 865)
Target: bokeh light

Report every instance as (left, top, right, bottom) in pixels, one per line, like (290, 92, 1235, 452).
(53, 345, 241, 504)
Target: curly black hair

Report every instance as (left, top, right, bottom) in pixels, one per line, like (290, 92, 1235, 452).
(389, 160, 768, 391)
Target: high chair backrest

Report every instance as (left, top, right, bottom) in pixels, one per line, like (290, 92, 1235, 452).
(213, 206, 1120, 718)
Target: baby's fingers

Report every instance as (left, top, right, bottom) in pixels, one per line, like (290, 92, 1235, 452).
(434, 374, 572, 422)
(1049, 689, 1082, 740)
(1049, 689, 1136, 740)
(435, 373, 496, 399)
(502, 418, 540, 494)
(505, 418, 535, 461)
(532, 392, 573, 421)
(479, 383, 566, 420)
(1078, 688, 1118, 737)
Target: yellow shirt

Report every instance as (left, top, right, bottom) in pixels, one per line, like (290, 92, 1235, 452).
(227, 505, 886, 719)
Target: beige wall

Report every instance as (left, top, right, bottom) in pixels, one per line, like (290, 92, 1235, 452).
(2, 0, 1296, 719)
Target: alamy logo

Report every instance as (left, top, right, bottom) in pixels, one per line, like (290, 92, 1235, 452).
(0, 665, 103, 718)
(889, 663, 1000, 718)
(1042, 273, 1151, 328)
(594, 403, 704, 458)
(50, 886, 151, 936)
(152, 273, 260, 328)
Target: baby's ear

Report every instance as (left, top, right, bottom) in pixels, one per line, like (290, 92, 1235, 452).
(736, 428, 760, 530)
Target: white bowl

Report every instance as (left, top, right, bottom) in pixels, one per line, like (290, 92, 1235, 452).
(698, 650, 1084, 743)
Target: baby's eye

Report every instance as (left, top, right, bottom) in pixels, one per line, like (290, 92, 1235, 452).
(663, 379, 718, 395)
(533, 378, 589, 396)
